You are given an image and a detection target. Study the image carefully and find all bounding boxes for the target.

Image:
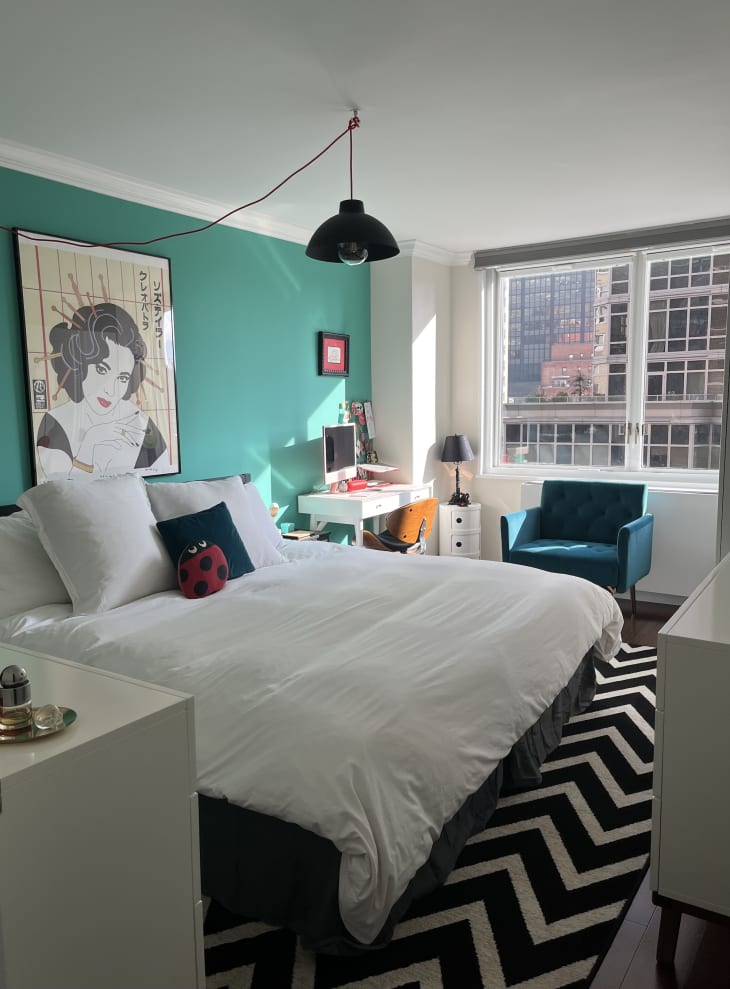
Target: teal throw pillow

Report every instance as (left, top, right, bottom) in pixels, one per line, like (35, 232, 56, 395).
(156, 501, 254, 579)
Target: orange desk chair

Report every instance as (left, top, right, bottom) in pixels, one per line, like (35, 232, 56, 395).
(362, 498, 438, 554)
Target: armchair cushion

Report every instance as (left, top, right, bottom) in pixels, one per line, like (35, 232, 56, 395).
(509, 539, 620, 588)
(540, 480, 647, 544)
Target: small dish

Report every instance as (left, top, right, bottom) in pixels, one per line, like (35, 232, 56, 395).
(0, 707, 77, 743)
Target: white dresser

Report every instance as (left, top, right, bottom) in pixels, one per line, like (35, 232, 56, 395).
(0, 644, 204, 989)
(652, 553, 730, 962)
(438, 503, 481, 559)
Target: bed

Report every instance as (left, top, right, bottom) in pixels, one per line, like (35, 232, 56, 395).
(0, 474, 623, 953)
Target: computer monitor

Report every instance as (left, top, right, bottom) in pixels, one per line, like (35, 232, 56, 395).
(322, 423, 357, 489)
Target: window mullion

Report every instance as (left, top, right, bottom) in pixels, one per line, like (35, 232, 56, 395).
(625, 252, 649, 469)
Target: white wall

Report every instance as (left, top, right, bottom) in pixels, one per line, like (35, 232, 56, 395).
(371, 255, 452, 496)
(371, 256, 414, 480)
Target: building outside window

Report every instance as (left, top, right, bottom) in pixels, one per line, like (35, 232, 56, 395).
(484, 243, 729, 478)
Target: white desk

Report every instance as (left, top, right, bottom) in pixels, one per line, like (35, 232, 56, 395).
(298, 484, 432, 546)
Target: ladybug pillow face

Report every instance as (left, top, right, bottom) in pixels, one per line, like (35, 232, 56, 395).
(177, 540, 229, 599)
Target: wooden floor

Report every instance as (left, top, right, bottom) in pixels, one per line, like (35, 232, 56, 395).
(591, 601, 730, 989)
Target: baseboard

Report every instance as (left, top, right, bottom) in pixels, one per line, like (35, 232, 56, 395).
(616, 590, 685, 608)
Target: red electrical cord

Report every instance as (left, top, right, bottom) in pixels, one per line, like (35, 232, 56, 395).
(2, 113, 361, 251)
(349, 113, 360, 199)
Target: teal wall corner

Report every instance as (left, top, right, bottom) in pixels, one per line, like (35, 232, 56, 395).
(0, 166, 371, 514)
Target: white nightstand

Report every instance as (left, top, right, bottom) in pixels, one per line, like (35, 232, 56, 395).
(0, 643, 204, 989)
(438, 503, 481, 559)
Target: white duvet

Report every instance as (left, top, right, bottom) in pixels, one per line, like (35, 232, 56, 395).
(0, 542, 623, 944)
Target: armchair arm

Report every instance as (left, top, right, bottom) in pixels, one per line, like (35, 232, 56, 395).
(500, 507, 541, 561)
(617, 513, 654, 592)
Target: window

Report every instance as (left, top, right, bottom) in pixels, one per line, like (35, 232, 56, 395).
(484, 243, 729, 480)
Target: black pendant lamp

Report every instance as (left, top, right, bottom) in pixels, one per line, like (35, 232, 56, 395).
(306, 114, 400, 266)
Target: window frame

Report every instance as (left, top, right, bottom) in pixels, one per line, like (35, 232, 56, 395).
(481, 240, 729, 491)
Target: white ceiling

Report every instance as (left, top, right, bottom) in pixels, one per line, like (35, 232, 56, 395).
(1, 0, 729, 260)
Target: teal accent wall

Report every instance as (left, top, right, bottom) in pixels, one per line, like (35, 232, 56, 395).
(0, 167, 371, 528)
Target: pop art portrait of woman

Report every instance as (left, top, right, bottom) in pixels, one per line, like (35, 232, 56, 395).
(14, 232, 180, 483)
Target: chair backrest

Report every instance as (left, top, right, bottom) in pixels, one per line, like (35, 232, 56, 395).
(385, 498, 439, 544)
(540, 480, 647, 544)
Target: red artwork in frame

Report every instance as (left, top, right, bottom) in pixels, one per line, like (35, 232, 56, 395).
(318, 331, 350, 377)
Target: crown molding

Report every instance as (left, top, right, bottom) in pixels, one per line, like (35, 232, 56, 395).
(0, 137, 315, 246)
(398, 239, 472, 266)
(0, 139, 471, 263)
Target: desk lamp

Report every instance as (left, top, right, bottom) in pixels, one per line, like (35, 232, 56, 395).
(441, 434, 475, 507)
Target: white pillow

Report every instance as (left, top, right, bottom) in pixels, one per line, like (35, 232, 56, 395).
(145, 475, 286, 569)
(18, 474, 175, 615)
(242, 481, 286, 551)
(0, 511, 71, 619)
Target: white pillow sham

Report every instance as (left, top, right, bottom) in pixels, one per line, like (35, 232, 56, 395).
(0, 510, 71, 619)
(242, 481, 287, 551)
(144, 475, 286, 569)
(18, 474, 175, 615)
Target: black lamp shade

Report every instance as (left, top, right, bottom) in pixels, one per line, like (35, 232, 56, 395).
(305, 199, 400, 263)
(441, 434, 474, 463)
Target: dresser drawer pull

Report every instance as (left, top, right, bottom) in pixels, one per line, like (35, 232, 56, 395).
(456, 517, 463, 525)
(456, 541, 462, 548)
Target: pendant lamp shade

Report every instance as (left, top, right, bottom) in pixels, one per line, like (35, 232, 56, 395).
(305, 199, 400, 265)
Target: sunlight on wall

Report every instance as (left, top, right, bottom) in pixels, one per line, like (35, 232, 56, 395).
(412, 313, 437, 470)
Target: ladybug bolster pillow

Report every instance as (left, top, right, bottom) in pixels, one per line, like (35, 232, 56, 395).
(178, 540, 228, 599)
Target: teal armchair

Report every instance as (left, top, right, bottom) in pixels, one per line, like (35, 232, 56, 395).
(500, 480, 653, 616)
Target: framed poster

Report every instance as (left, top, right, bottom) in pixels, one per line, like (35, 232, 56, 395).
(13, 230, 180, 483)
(318, 331, 350, 377)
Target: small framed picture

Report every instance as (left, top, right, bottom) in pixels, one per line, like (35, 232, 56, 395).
(318, 331, 350, 377)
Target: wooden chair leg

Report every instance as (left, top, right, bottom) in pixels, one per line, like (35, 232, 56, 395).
(630, 584, 637, 617)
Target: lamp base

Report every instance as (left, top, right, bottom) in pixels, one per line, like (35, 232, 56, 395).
(448, 491, 471, 507)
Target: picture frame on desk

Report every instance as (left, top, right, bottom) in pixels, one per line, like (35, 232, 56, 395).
(317, 331, 350, 377)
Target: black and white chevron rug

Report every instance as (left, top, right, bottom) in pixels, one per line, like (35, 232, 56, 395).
(204, 643, 656, 989)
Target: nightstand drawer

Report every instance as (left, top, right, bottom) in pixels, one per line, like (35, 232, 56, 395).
(440, 504, 481, 530)
(449, 532, 481, 556)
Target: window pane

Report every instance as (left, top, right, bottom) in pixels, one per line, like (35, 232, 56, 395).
(642, 250, 727, 471)
(539, 444, 555, 464)
(610, 445, 625, 466)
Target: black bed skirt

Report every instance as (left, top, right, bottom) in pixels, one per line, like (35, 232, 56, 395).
(198, 651, 597, 954)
